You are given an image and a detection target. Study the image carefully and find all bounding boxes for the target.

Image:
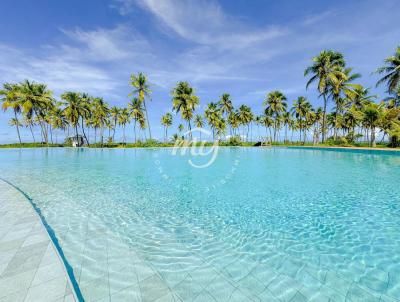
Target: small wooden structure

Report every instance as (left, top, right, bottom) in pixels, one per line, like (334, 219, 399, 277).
(70, 135, 84, 147)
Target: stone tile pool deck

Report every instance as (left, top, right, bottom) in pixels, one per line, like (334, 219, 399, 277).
(0, 180, 78, 302)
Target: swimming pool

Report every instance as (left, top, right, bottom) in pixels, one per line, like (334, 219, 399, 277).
(1, 147, 399, 301)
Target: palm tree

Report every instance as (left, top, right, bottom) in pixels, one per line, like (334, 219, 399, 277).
(350, 86, 376, 109)
(205, 102, 221, 140)
(194, 114, 204, 141)
(238, 105, 253, 141)
(161, 113, 173, 142)
(291, 96, 312, 143)
(264, 91, 287, 142)
(385, 87, 400, 108)
(328, 67, 361, 139)
(178, 123, 184, 132)
(92, 98, 109, 146)
(79, 93, 92, 145)
(23, 115, 36, 142)
(376, 46, 400, 94)
(1, 83, 22, 143)
(281, 111, 292, 142)
(110, 106, 120, 142)
(128, 98, 144, 143)
(130, 72, 152, 139)
(305, 50, 345, 142)
(138, 114, 147, 141)
(61, 92, 89, 145)
(118, 108, 130, 144)
(51, 108, 68, 144)
(9, 118, 22, 140)
(172, 82, 199, 139)
(218, 93, 233, 134)
(18, 80, 54, 143)
(363, 103, 383, 147)
(228, 111, 240, 136)
(261, 114, 274, 140)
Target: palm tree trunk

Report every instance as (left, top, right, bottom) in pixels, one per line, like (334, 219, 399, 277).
(188, 119, 192, 140)
(113, 117, 117, 142)
(143, 100, 151, 139)
(29, 124, 36, 142)
(322, 93, 327, 143)
(75, 124, 79, 146)
(371, 127, 376, 147)
(285, 125, 288, 143)
(380, 133, 386, 144)
(81, 117, 89, 146)
(134, 121, 137, 143)
(123, 125, 126, 144)
(14, 110, 22, 144)
(49, 125, 53, 144)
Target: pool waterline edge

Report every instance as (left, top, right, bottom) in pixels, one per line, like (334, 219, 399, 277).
(0, 177, 84, 302)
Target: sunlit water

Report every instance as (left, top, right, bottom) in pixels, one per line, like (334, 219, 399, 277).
(1, 147, 400, 302)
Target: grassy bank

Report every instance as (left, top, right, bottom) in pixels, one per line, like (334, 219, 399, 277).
(0, 140, 396, 149)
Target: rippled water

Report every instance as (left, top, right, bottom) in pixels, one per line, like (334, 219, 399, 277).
(1, 147, 400, 302)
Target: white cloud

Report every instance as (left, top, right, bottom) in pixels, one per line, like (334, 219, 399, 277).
(61, 25, 151, 61)
(133, 0, 287, 49)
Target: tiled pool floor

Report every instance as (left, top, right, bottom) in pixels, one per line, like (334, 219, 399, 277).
(55, 208, 398, 302)
(0, 180, 76, 302)
(1, 177, 399, 301)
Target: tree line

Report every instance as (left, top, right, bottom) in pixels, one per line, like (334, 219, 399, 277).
(1, 46, 400, 147)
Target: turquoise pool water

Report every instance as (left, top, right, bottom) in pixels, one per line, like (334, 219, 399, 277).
(1, 147, 400, 302)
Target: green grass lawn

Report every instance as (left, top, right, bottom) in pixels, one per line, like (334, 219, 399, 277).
(0, 140, 395, 149)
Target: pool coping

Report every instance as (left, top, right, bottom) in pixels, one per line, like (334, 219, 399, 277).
(286, 145, 400, 151)
(0, 178, 83, 302)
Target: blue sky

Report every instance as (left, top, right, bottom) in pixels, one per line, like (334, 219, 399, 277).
(0, 0, 399, 143)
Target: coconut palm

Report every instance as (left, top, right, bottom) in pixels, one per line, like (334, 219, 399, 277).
(178, 123, 184, 134)
(261, 114, 274, 139)
(218, 93, 233, 134)
(92, 97, 109, 146)
(291, 96, 312, 143)
(19, 81, 54, 143)
(61, 92, 84, 144)
(205, 102, 222, 140)
(281, 111, 292, 143)
(376, 46, 400, 94)
(172, 82, 199, 139)
(328, 67, 361, 139)
(228, 111, 240, 136)
(238, 105, 253, 141)
(161, 113, 173, 142)
(50, 108, 68, 144)
(118, 108, 130, 144)
(23, 115, 36, 142)
(305, 50, 346, 142)
(130, 72, 152, 139)
(110, 106, 120, 142)
(1, 83, 22, 143)
(193, 114, 204, 141)
(9, 118, 22, 138)
(264, 91, 287, 142)
(383, 86, 400, 109)
(137, 114, 147, 141)
(363, 103, 383, 147)
(128, 98, 144, 143)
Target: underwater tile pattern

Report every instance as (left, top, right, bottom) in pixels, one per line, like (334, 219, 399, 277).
(0, 180, 76, 302)
(1, 147, 400, 301)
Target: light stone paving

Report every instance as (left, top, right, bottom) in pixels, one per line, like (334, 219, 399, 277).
(0, 179, 78, 302)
